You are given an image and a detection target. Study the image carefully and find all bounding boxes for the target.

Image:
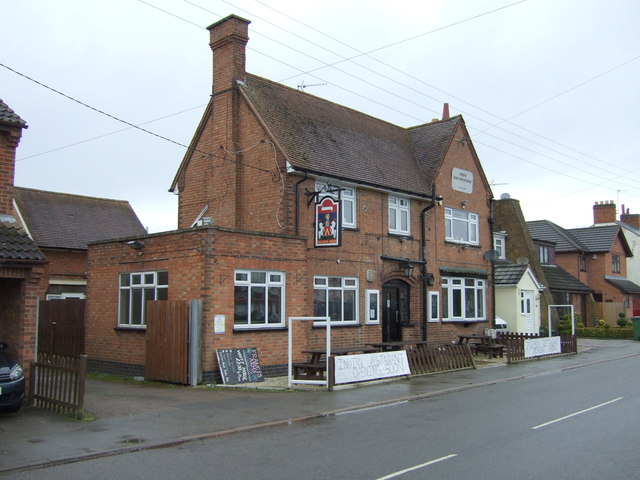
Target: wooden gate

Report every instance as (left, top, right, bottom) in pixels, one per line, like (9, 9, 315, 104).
(38, 299, 85, 356)
(145, 300, 189, 384)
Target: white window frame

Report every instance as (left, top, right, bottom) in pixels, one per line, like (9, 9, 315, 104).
(365, 289, 380, 324)
(428, 291, 440, 322)
(315, 180, 356, 228)
(234, 270, 285, 329)
(118, 271, 168, 328)
(493, 233, 506, 259)
(445, 207, 479, 245)
(388, 195, 410, 235)
(539, 245, 550, 265)
(313, 276, 359, 325)
(441, 277, 486, 322)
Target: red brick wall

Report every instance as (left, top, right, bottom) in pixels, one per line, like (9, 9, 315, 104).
(0, 127, 22, 216)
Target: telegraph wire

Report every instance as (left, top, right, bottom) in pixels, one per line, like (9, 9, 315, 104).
(0, 62, 275, 175)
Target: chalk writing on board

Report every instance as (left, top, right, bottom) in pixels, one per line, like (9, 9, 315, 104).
(216, 347, 264, 385)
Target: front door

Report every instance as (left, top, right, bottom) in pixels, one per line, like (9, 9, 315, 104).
(382, 280, 409, 342)
(521, 290, 535, 333)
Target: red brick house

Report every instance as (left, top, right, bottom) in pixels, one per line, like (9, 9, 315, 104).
(528, 202, 639, 325)
(0, 100, 47, 369)
(13, 187, 147, 300)
(86, 15, 497, 381)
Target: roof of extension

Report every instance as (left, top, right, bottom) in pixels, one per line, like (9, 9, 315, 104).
(494, 263, 528, 285)
(0, 99, 27, 129)
(542, 265, 593, 293)
(527, 221, 630, 255)
(13, 187, 147, 250)
(238, 74, 462, 196)
(605, 276, 640, 295)
(0, 220, 46, 264)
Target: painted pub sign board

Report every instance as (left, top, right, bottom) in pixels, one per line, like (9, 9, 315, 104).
(315, 196, 341, 247)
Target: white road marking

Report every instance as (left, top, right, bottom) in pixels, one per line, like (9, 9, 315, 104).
(375, 454, 458, 480)
(335, 401, 408, 416)
(532, 397, 623, 430)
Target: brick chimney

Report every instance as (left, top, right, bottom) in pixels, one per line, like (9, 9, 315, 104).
(620, 206, 640, 229)
(207, 15, 250, 95)
(0, 100, 27, 217)
(593, 200, 616, 224)
(442, 103, 450, 120)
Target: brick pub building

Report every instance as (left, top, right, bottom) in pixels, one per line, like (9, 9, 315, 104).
(86, 15, 498, 382)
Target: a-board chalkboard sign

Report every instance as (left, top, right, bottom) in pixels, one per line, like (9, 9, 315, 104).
(216, 347, 264, 385)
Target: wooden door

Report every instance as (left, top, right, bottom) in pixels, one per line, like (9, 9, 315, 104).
(145, 300, 189, 384)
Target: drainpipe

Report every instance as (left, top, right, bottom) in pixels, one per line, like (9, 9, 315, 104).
(489, 197, 495, 329)
(294, 174, 308, 236)
(420, 185, 439, 342)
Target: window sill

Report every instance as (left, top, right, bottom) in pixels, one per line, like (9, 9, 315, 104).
(312, 322, 363, 329)
(388, 233, 413, 240)
(114, 326, 146, 332)
(444, 240, 480, 248)
(233, 326, 287, 333)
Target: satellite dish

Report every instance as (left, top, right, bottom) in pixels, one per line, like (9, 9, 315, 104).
(516, 257, 530, 265)
(500, 193, 511, 199)
(483, 250, 500, 261)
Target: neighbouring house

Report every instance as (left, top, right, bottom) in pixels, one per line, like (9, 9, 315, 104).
(528, 202, 638, 325)
(0, 98, 147, 384)
(493, 194, 592, 332)
(13, 187, 147, 299)
(86, 15, 498, 382)
(593, 201, 640, 316)
(0, 99, 47, 370)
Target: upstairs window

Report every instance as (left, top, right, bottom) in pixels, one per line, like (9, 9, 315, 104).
(315, 181, 356, 228)
(579, 255, 587, 272)
(389, 196, 410, 235)
(445, 207, 479, 245)
(612, 254, 621, 273)
(493, 233, 506, 259)
(539, 245, 550, 265)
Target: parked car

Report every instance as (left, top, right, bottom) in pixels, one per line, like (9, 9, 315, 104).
(494, 316, 509, 333)
(0, 342, 25, 413)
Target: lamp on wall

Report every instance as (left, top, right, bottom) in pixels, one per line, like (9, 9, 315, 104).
(401, 261, 415, 278)
(126, 240, 145, 251)
(461, 200, 469, 209)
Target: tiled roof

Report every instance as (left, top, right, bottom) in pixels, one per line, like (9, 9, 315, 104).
(542, 265, 592, 293)
(494, 263, 527, 285)
(568, 225, 622, 253)
(0, 221, 46, 263)
(0, 99, 27, 128)
(605, 276, 640, 295)
(239, 74, 458, 196)
(13, 187, 147, 250)
(527, 220, 585, 251)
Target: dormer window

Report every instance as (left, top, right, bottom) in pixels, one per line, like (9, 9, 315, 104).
(539, 245, 550, 265)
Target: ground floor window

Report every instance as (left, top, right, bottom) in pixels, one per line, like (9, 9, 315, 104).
(365, 289, 380, 324)
(428, 291, 440, 322)
(118, 271, 168, 327)
(441, 277, 485, 322)
(234, 270, 285, 328)
(313, 276, 358, 324)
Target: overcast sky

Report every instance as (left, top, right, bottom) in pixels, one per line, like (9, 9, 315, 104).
(3, 0, 639, 233)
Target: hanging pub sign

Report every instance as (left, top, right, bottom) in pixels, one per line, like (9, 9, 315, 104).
(315, 196, 341, 247)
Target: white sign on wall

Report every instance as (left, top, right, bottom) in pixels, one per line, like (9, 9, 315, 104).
(333, 351, 411, 385)
(524, 336, 561, 358)
(452, 167, 473, 194)
(214, 315, 226, 334)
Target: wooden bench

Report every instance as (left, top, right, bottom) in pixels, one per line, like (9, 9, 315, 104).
(474, 343, 505, 358)
(292, 362, 326, 380)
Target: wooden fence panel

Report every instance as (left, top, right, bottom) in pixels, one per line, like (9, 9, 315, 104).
(497, 332, 577, 363)
(145, 300, 189, 385)
(38, 299, 85, 356)
(29, 354, 87, 419)
(595, 302, 625, 326)
(407, 344, 475, 375)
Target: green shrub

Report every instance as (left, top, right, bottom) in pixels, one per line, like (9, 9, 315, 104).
(617, 312, 629, 327)
(575, 326, 633, 339)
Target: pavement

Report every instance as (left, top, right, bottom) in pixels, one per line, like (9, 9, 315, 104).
(1, 338, 638, 475)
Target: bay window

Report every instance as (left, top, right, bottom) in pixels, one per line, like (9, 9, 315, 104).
(442, 277, 486, 322)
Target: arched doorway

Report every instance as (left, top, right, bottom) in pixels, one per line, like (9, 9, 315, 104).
(382, 279, 410, 342)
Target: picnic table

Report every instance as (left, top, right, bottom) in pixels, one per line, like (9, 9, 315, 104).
(456, 334, 505, 358)
(292, 346, 379, 380)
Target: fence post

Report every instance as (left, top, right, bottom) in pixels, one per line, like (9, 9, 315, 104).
(76, 355, 87, 419)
